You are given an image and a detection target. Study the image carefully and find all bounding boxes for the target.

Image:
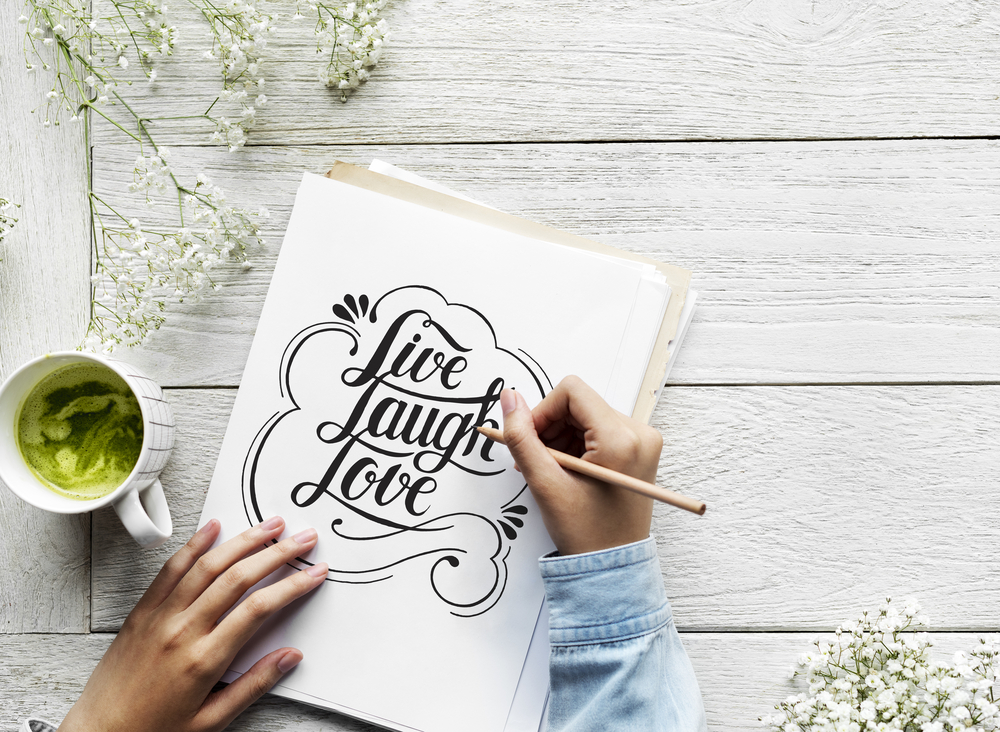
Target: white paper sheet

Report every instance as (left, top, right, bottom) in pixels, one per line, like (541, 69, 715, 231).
(364, 161, 673, 416)
(200, 173, 656, 732)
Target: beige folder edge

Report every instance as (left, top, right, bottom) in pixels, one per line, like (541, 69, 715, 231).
(326, 161, 691, 425)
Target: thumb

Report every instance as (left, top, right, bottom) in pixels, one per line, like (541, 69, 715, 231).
(501, 389, 562, 490)
(198, 648, 302, 731)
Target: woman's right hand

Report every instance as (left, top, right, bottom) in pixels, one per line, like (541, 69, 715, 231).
(500, 375, 663, 556)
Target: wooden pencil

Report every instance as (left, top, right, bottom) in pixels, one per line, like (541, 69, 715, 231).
(476, 426, 706, 516)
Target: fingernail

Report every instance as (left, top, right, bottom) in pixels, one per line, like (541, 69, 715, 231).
(277, 650, 302, 674)
(500, 389, 516, 416)
(305, 563, 328, 578)
(260, 516, 283, 531)
(292, 528, 318, 544)
(195, 518, 218, 536)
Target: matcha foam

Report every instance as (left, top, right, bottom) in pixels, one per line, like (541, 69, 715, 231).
(16, 363, 143, 500)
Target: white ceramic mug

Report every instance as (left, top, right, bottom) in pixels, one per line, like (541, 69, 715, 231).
(0, 352, 175, 549)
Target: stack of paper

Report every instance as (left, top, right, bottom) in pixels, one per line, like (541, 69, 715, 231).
(199, 162, 697, 732)
(365, 160, 699, 415)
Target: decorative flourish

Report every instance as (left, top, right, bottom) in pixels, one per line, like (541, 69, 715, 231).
(332, 293, 370, 324)
(761, 598, 1000, 732)
(245, 286, 552, 616)
(498, 504, 528, 541)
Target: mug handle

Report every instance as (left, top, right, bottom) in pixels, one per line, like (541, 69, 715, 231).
(113, 478, 173, 549)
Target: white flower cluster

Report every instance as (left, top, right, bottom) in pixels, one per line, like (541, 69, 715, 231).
(85, 151, 268, 352)
(0, 198, 20, 244)
(23, 0, 270, 148)
(22, 0, 274, 350)
(299, 0, 390, 101)
(21, 0, 394, 352)
(21, 0, 175, 124)
(762, 599, 1000, 732)
(196, 0, 274, 149)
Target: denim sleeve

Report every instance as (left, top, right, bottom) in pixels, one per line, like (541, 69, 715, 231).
(539, 538, 707, 732)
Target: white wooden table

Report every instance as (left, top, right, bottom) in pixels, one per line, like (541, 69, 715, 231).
(2, 1, 999, 728)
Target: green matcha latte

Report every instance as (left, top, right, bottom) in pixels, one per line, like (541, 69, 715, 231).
(16, 363, 144, 500)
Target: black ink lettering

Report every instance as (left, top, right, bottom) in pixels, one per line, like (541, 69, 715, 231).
(341, 456, 379, 501)
(389, 336, 420, 376)
(440, 356, 467, 390)
(368, 397, 406, 439)
(404, 475, 437, 515)
(343, 310, 428, 387)
(372, 463, 406, 506)
(416, 407, 440, 447)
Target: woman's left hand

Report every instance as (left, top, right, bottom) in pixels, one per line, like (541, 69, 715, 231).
(59, 516, 327, 732)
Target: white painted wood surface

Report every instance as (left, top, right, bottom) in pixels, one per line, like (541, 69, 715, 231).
(3, 632, 995, 731)
(0, 1, 92, 634)
(91, 0, 1000, 146)
(3, 0, 999, 729)
(91, 141, 1000, 387)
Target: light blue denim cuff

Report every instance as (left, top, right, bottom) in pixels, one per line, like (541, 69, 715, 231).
(539, 537, 672, 646)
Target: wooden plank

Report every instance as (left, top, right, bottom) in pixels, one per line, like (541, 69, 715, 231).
(90, 141, 1000, 387)
(1, 631, 991, 731)
(90, 0, 1000, 146)
(653, 384, 1000, 631)
(93, 385, 1000, 631)
(0, 0, 92, 633)
(0, 633, 371, 731)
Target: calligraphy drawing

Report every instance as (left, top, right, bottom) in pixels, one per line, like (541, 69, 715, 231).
(242, 286, 551, 616)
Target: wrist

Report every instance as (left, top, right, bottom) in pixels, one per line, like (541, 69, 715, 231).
(58, 700, 116, 732)
(550, 526, 651, 557)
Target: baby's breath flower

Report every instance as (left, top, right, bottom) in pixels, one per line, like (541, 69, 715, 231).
(20, 0, 394, 350)
(0, 199, 21, 254)
(762, 599, 1000, 732)
(301, 0, 390, 100)
(88, 160, 264, 350)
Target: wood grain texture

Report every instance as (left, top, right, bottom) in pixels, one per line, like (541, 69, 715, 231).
(652, 385, 1000, 631)
(92, 385, 1000, 631)
(3, 632, 993, 731)
(90, 140, 1000, 387)
(90, 0, 1000, 146)
(0, 0, 92, 633)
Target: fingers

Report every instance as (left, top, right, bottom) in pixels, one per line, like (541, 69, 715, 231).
(191, 529, 320, 623)
(534, 376, 661, 476)
(532, 375, 619, 440)
(501, 389, 564, 492)
(133, 519, 221, 615)
(167, 516, 288, 611)
(197, 648, 303, 732)
(215, 562, 329, 651)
